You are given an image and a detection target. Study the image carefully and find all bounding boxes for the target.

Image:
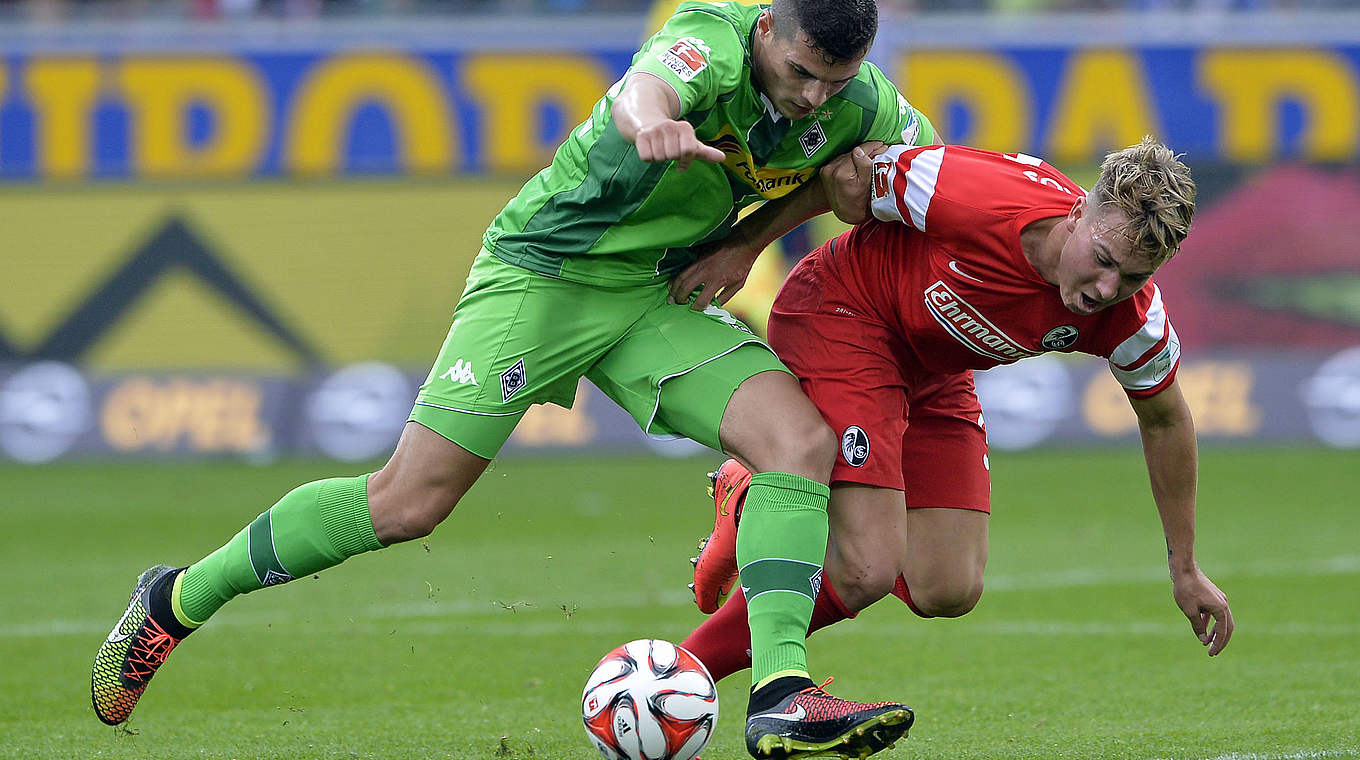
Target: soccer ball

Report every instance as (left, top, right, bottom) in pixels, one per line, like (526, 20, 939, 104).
(581, 639, 719, 760)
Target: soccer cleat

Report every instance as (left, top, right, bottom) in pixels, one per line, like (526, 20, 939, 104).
(91, 565, 190, 725)
(692, 459, 752, 614)
(745, 681, 914, 759)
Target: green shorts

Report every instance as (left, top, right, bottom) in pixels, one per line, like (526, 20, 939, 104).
(410, 250, 789, 459)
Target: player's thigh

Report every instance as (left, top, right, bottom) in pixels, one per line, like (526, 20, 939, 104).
(717, 369, 834, 478)
(413, 251, 649, 459)
(770, 307, 912, 489)
(897, 372, 991, 610)
(824, 484, 911, 610)
(587, 300, 788, 453)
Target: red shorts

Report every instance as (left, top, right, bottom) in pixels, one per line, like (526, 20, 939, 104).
(769, 247, 991, 512)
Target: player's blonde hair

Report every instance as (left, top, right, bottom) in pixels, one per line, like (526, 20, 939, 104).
(1091, 136, 1196, 266)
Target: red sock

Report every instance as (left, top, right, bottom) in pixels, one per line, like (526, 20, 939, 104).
(681, 587, 752, 683)
(809, 577, 856, 634)
(892, 574, 934, 618)
(681, 579, 858, 683)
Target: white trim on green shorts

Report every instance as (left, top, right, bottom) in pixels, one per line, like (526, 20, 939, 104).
(644, 338, 771, 439)
(412, 400, 524, 417)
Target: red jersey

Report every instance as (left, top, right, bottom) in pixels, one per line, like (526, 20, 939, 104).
(828, 143, 1179, 399)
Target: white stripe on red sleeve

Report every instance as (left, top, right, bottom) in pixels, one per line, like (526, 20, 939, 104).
(1107, 287, 1181, 395)
(870, 145, 944, 231)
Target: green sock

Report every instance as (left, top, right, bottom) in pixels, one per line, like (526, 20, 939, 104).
(174, 474, 384, 626)
(736, 471, 830, 687)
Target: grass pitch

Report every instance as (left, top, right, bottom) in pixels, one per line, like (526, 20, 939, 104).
(2, 448, 1357, 760)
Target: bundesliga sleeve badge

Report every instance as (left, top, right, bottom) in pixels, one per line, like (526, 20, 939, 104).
(659, 36, 711, 83)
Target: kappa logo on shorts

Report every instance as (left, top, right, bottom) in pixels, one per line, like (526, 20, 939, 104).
(1041, 324, 1079, 350)
(659, 37, 710, 83)
(840, 425, 870, 467)
(500, 358, 527, 403)
(799, 120, 827, 158)
(440, 358, 479, 386)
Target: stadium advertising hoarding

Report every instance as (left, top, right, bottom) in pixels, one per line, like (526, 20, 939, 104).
(2, 160, 1358, 462)
(0, 16, 1357, 180)
(2, 18, 1357, 462)
(3, 351, 1360, 464)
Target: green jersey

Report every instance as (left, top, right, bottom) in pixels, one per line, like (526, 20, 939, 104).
(483, 1, 936, 286)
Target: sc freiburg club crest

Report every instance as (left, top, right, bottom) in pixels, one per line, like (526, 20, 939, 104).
(840, 425, 869, 467)
(1041, 325, 1079, 350)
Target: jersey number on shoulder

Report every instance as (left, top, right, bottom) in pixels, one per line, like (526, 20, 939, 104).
(1004, 152, 1072, 194)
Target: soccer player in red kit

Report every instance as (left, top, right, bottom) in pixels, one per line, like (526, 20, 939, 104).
(681, 137, 1235, 683)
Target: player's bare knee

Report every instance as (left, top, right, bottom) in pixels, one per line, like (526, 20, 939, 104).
(368, 467, 462, 543)
(831, 566, 899, 612)
(912, 579, 983, 618)
(783, 417, 836, 479)
(743, 416, 835, 481)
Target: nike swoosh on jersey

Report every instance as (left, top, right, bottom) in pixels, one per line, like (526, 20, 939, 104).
(749, 704, 808, 722)
(948, 260, 985, 283)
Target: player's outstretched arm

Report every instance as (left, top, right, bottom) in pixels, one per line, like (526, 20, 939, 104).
(1130, 380, 1235, 656)
(612, 72, 725, 171)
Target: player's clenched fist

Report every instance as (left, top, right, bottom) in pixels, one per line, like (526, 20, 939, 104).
(819, 140, 886, 224)
(634, 120, 726, 171)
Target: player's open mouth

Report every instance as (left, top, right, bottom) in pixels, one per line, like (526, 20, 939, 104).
(1079, 294, 1101, 312)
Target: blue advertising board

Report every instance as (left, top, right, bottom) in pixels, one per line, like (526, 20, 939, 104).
(0, 15, 1356, 180)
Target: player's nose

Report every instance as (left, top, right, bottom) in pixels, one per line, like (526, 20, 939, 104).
(1095, 270, 1120, 301)
(803, 79, 834, 107)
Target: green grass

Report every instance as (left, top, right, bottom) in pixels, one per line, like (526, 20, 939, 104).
(2, 448, 1357, 759)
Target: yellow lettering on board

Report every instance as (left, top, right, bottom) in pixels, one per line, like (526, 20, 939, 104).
(101, 378, 270, 452)
(1082, 362, 1261, 437)
(1200, 50, 1360, 162)
(899, 52, 1028, 150)
(1046, 50, 1159, 162)
(25, 58, 100, 180)
(286, 53, 456, 176)
(119, 57, 269, 178)
(463, 54, 608, 173)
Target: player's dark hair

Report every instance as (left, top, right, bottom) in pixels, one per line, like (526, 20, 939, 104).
(770, 0, 878, 63)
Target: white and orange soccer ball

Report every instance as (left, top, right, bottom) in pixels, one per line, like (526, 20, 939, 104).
(581, 639, 719, 760)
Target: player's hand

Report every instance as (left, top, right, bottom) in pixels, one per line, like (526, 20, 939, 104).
(634, 120, 726, 171)
(1171, 566, 1234, 656)
(819, 141, 883, 224)
(668, 236, 760, 310)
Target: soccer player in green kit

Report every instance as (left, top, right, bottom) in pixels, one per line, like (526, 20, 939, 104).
(91, 2, 936, 756)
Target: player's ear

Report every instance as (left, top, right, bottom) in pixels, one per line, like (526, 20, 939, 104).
(756, 9, 774, 39)
(1066, 195, 1087, 230)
